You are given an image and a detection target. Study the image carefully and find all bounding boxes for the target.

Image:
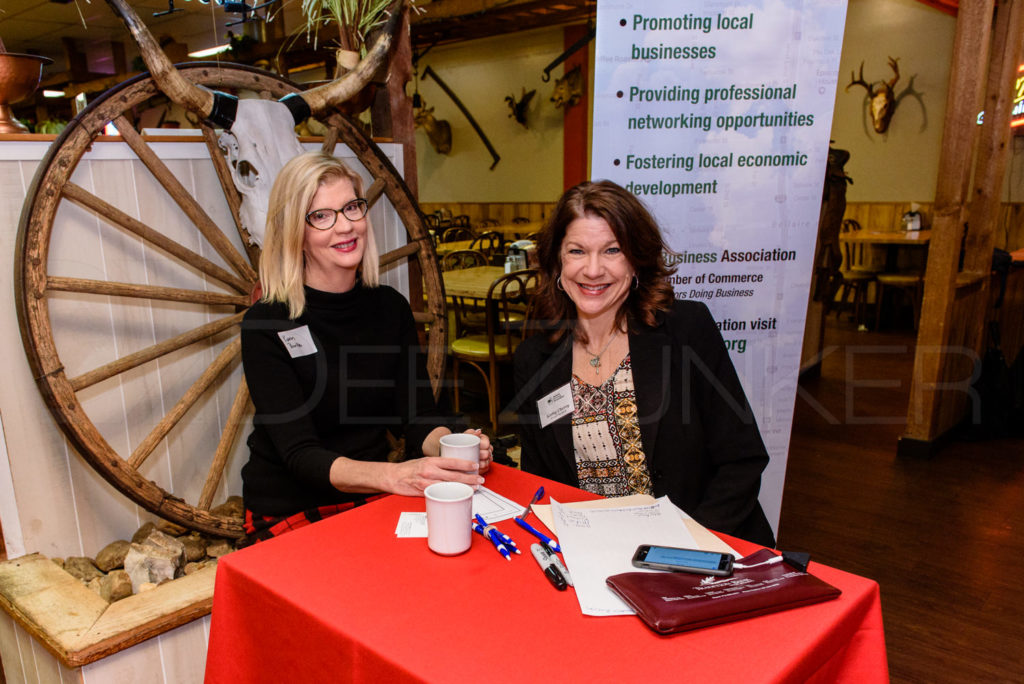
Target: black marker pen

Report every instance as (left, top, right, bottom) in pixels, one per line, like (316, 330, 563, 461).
(531, 543, 568, 591)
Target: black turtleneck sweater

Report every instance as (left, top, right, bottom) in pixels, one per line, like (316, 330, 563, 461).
(240, 284, 454, 517)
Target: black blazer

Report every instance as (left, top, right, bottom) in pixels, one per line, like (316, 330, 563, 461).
(511, 300, 775, 547)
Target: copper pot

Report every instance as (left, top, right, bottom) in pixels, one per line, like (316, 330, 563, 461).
(0, 52, 54, 134)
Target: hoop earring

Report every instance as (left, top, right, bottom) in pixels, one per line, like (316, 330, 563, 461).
(556, 276, 565, 291)
(631, 275, 639, 290)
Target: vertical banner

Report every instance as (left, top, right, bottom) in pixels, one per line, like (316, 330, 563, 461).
(591, 1, 848, 533)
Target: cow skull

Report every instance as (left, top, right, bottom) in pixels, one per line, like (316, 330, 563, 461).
(218, 99, 305, 246)
(847, 57, 900, 134)
(103, 0, 405, 244)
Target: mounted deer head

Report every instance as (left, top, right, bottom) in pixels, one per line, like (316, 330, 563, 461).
(847, 57, 900, 134)
(413, 103, 452, 155)
(103, 0, 405, 246)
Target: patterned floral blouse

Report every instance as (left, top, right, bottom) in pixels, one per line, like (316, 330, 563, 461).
(570, 355, 653, 497)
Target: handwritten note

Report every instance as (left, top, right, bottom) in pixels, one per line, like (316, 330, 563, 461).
(277, 325, 317, 358)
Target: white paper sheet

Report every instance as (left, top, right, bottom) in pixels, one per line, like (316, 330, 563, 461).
(395, 486, 523, 538)
(533, 496, 738, 557)
(472, 486, 523, 523)
(551, 497, 700, 616)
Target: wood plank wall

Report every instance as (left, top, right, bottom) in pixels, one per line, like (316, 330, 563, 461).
(843, 201, 1024, 251)
(418, 202, 557, 227)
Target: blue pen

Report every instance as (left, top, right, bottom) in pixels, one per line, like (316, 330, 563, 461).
(514, 515, 561, 553)
(473, 520, 518, 551)
(472, 521, 509, 560)
(495, 530, 519, 550)
(474, 515, 513, 560)
(520, 486, 544, 519)
(485, 527, 512, 561)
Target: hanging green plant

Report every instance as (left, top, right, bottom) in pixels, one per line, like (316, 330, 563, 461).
(299, 0, 399, 54)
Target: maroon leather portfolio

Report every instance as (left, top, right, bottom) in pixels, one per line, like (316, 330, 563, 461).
(606, 549, 841, 634)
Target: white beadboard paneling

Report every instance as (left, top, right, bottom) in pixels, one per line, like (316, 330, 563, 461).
(0, 157, 83, 559)
(0, 614, 29, 684)
(155, 617, 210, 684)
(0, 412, 26, 560)
(79, 617, 210, 684)
(60, 159, 149, 552)
(0, 612, 80, 684)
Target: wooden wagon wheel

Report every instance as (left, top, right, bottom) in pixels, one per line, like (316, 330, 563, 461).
(15, 63, 446, 538)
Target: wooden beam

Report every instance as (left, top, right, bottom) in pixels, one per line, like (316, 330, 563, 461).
(964, 0, 1024, 274)
(413, 0, 557, 22)
(411, 0, 595, 48)
(903, 1, 994, 445)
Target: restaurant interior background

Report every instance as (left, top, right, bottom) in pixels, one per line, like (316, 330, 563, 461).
(1, 0, 1022, 681)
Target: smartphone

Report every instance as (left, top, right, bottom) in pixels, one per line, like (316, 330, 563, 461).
(632, 545, 734, 576)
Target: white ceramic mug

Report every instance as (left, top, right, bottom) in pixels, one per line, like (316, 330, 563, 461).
(424, 481, 474, 555)
(439, 433, 480, 473)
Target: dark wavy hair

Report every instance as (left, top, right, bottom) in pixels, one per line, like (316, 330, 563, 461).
(533, 180, 676, 345)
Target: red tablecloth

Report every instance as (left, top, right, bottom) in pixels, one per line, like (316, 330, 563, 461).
(205, 465, 888, 683)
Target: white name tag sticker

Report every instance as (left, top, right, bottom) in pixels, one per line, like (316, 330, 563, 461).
(277, 325, 317, 358)
(538, 383, 573, 428)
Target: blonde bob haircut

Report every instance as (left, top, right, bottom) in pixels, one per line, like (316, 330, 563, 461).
(258, 151, 379, 319)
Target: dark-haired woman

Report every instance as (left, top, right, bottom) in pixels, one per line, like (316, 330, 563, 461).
(513, 180, 775, 547)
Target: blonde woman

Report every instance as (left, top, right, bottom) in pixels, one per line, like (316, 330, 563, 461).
(241, 151, 490, 544)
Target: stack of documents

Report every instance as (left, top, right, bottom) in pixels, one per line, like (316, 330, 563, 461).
(532, 496, 738, 617)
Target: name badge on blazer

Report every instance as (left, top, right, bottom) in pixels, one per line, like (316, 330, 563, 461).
(277, 325, 317, 358)
(538, 383, 573, 428)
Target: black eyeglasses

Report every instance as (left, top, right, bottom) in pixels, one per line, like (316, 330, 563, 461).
(305, 198, 369, 230)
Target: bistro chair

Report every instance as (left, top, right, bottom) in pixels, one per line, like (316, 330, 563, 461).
(874, 270, 924, 331)
(441, 249, 488, 272)
(441, 226, 476, 243)
(874, 236, 925, 330)
(470, 231, 505, 263)
(449, 269, 538, 433)
(452, 214, 472, 228)
(441, 249, 489, 338)
(835, 219, 877, 329)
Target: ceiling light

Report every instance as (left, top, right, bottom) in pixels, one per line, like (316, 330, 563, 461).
(188, 44, 231, 58)
(43, 90, 65, 98)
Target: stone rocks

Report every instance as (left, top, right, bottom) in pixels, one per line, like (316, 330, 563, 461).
(131, 522, 158, 544)
(95, 539, 131, 572)
(210, 496, 244, 520)
(156, 520, 188, 537)
(205, 540, 234, 559)
(86, 570, 133, 602)
(54, 499, 244, 603)
(64, 556, 103, 583)
(181, 534, 208, 563)
(123, 530, 187, 594)
(184, 560, 214, 575)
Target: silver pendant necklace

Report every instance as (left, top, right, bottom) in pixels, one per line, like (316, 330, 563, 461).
(584, 331, 618, 374)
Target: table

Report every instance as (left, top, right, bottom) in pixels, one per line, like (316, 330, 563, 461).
(205, 466, 888, 683)
(433, 240, 474, 256)
(840, 229, 931, 272)
(442, 265, 507, 299)
(489, 220, 543, 239)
